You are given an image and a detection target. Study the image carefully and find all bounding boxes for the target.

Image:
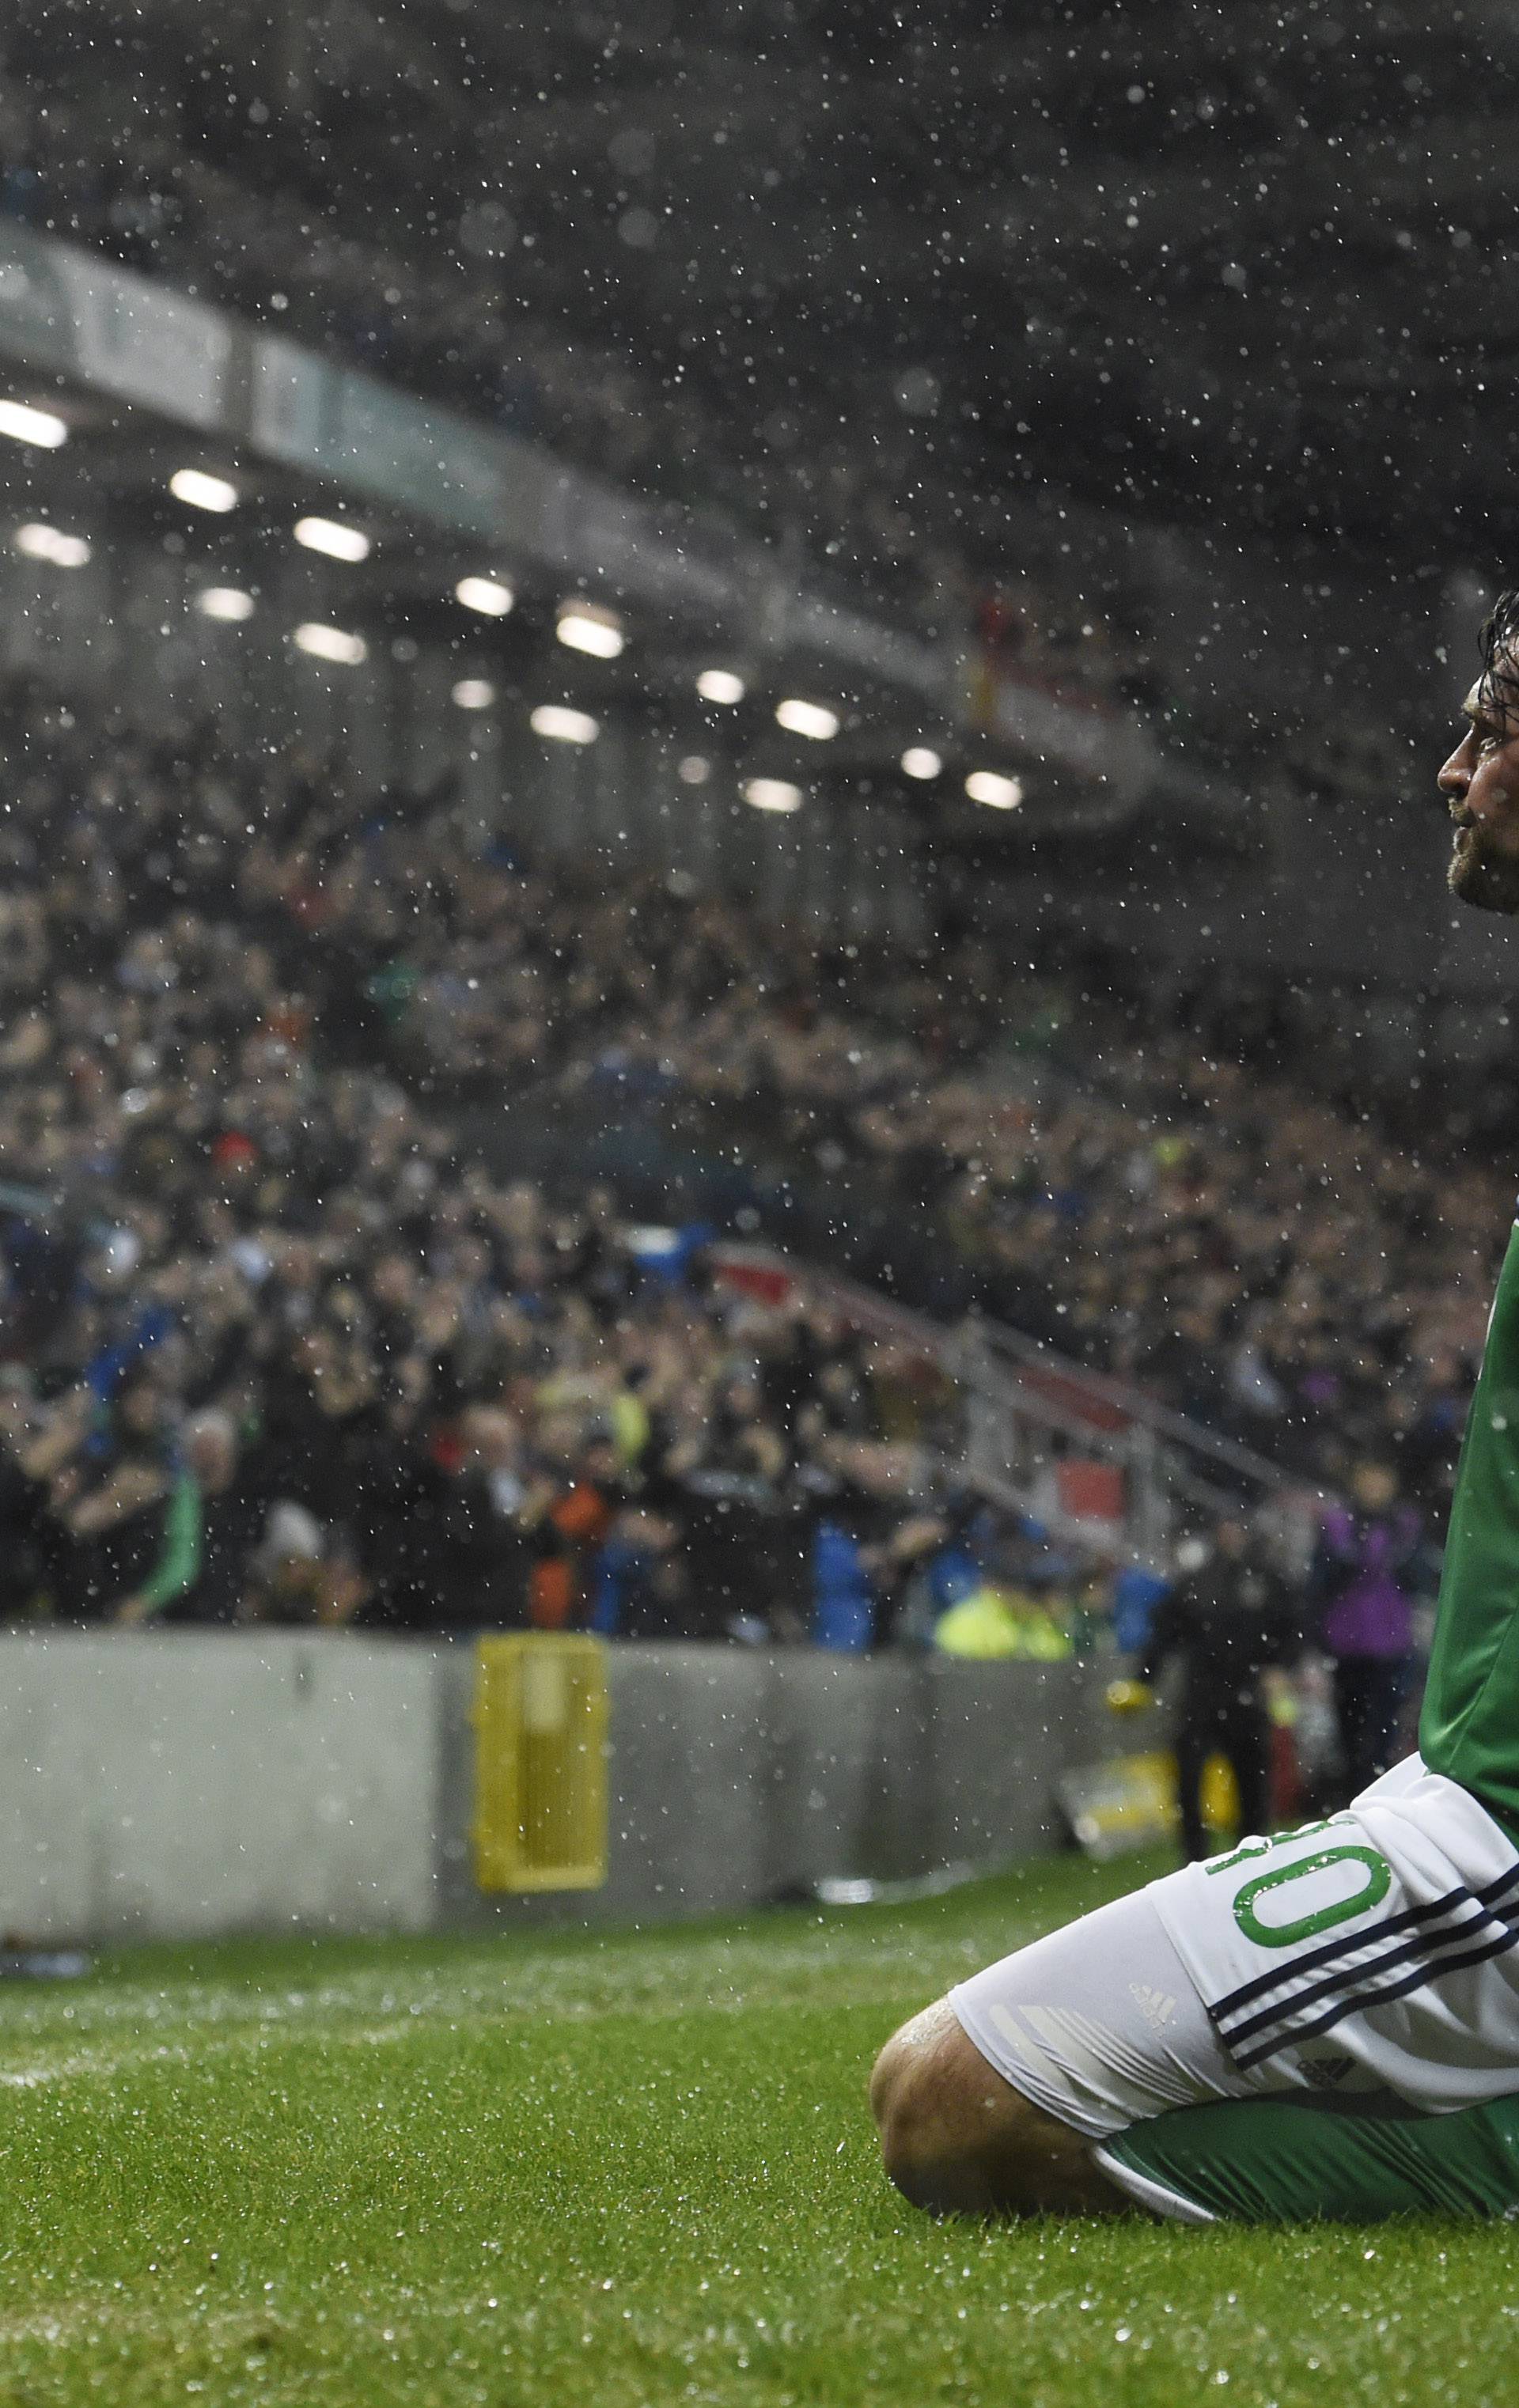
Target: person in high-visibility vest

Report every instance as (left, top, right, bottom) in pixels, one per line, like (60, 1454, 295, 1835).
(933, 1582, 1073, 1663)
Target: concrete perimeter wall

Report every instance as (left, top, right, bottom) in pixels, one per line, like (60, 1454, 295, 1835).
(0, 1634, 1135, 1945)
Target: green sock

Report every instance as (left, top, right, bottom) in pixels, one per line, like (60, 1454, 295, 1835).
(1096, 2091, 1519, 2223)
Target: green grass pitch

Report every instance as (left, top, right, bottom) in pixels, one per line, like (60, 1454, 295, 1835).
(0, 1849, 1513, 2408)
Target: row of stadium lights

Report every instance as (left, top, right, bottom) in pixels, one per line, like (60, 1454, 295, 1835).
(0, 397, 1025, 817)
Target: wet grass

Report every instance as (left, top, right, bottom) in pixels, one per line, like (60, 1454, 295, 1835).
(0, 1848, 1510, 2407)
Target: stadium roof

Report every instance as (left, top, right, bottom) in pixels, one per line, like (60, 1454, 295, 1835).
(10, 0, 1518, 577)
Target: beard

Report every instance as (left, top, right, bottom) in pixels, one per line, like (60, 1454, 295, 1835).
(1449, 823, 1519, 914)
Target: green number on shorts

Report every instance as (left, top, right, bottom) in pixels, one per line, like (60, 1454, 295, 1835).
(1233, 1845, 1392, 1949)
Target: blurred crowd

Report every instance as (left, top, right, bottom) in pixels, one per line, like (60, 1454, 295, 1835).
(0, 671, 1489, 1691)
(505, 921, 1499, 1537)
(0, 1165, 981, 1645)
(0, 684, 1059, 1644)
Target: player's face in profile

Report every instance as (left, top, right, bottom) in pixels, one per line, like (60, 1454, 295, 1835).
(1438, 651, 1519, 914)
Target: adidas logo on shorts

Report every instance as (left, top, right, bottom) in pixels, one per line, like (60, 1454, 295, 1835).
(1130, 1982, 1178, 2033)
(1301, 2054, 1354, 2088)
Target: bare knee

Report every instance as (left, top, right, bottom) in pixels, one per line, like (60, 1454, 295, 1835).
(869, 1998, 1025, 2215)
(869, 2001, 967, 2187)
(869, 1999, 1123, 2220)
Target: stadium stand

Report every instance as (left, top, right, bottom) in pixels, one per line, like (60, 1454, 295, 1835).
(0, 670, 1482, 1649)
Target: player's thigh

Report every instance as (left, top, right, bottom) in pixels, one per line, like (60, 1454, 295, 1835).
(945, 1879, 1252, 2141)
(1182, 1762, 1519, 2105)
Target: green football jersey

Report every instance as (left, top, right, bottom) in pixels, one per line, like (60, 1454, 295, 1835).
(1420, 1213, 1519, 1839)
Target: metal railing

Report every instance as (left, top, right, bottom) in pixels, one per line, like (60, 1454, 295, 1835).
(712, 1244, 1317, 1567)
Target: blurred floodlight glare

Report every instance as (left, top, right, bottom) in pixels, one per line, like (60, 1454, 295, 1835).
(965, 769, 1024, 809)
(452, 679, 495, 710)
(531, 703, 599, 744)
(0, 399, 67, 448)
(901, 746, 943, 780)
(696, 668, 745, 705)
(293, 622, 368, 664)
(294, 516, 371, 562)
(13, 523, 89, 566)
(744, 778, 803, 813)
(775, 697, 839, 740)
(169, 468, 238, 513)
(455, 574, 514, 616)
(197, 586, 256, 622)
(556, 604, 625, 658)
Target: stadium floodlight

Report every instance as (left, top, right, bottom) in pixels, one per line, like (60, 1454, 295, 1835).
(13, 523, 89, 567)
(169, 468, 238, 513)
(556, 604, 625, 658)
(452, 679, 495, 710)
(966, 769, 1024, 809)
(293, 622, 368, 665)
(696, 668, 745, 705)
(744, 777, 803, 813)
(530, 703, 599, 744)
(294, 516, 371, 562)
(197, 586, 256, 622)
(775, 697, 839, 740)
(0, 399, 67, 449)
(902, 746, 943, 780)
(455, 574, 514, 617)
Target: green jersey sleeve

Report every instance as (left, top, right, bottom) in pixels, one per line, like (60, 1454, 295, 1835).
(1420, 1213, 1519, 1841)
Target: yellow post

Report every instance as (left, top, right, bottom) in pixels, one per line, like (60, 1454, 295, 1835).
(471, 1635, 610, 1892)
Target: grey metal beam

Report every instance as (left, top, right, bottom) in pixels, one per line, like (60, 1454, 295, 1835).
(0, 221, 1166, 797)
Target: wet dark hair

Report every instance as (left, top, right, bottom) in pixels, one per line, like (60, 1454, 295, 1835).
(1478, 590, 1519, 724)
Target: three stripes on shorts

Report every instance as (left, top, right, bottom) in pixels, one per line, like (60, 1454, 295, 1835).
(1209, 1862, 1519, 2071)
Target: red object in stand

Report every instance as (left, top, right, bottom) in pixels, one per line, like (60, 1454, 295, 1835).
(1055, 1460, 1126, 1524)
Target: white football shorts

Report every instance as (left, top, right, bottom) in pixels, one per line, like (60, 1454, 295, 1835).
(949, 1755, 1519, 2141)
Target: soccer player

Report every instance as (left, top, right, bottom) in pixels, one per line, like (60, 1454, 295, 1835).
(869, 595, 1519, 2222)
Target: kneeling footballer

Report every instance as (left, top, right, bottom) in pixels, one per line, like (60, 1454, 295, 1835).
(871, 595, 1519, 2223)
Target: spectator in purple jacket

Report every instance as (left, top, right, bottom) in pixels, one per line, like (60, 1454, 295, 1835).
(1313, 1460, 1422, 1800)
